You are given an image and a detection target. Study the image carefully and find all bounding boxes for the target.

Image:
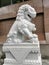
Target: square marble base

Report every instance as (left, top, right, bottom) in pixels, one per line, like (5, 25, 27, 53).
(3, 42, 42, 65)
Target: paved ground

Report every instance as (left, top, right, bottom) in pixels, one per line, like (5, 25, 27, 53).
(42, 60, 49, 65)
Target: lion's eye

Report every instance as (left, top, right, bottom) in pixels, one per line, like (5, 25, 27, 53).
(25, 8, 28, 11)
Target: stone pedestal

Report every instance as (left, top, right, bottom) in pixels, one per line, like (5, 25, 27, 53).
(3, 42, 42, 65)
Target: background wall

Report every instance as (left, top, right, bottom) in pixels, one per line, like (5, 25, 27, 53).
(0, 1, 49, 64)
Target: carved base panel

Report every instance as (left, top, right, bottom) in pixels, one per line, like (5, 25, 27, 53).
(3, 42, 42, 65)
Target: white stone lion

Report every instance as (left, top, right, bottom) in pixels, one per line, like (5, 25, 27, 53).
(6, 4, 38, 43)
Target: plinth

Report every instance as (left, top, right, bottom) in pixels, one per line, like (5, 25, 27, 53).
(3, 42, 42, 65)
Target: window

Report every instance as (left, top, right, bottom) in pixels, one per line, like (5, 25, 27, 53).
(0, 0, 29, 7)
(24, 0, 29, 1)
(1, 0, 11, 7)
(12, 0, 23, 4)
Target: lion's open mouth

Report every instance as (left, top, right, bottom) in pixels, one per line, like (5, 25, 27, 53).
(28, 14, 32, 18)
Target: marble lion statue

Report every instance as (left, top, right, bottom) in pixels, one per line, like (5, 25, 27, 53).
(6, 4, 38, 43)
